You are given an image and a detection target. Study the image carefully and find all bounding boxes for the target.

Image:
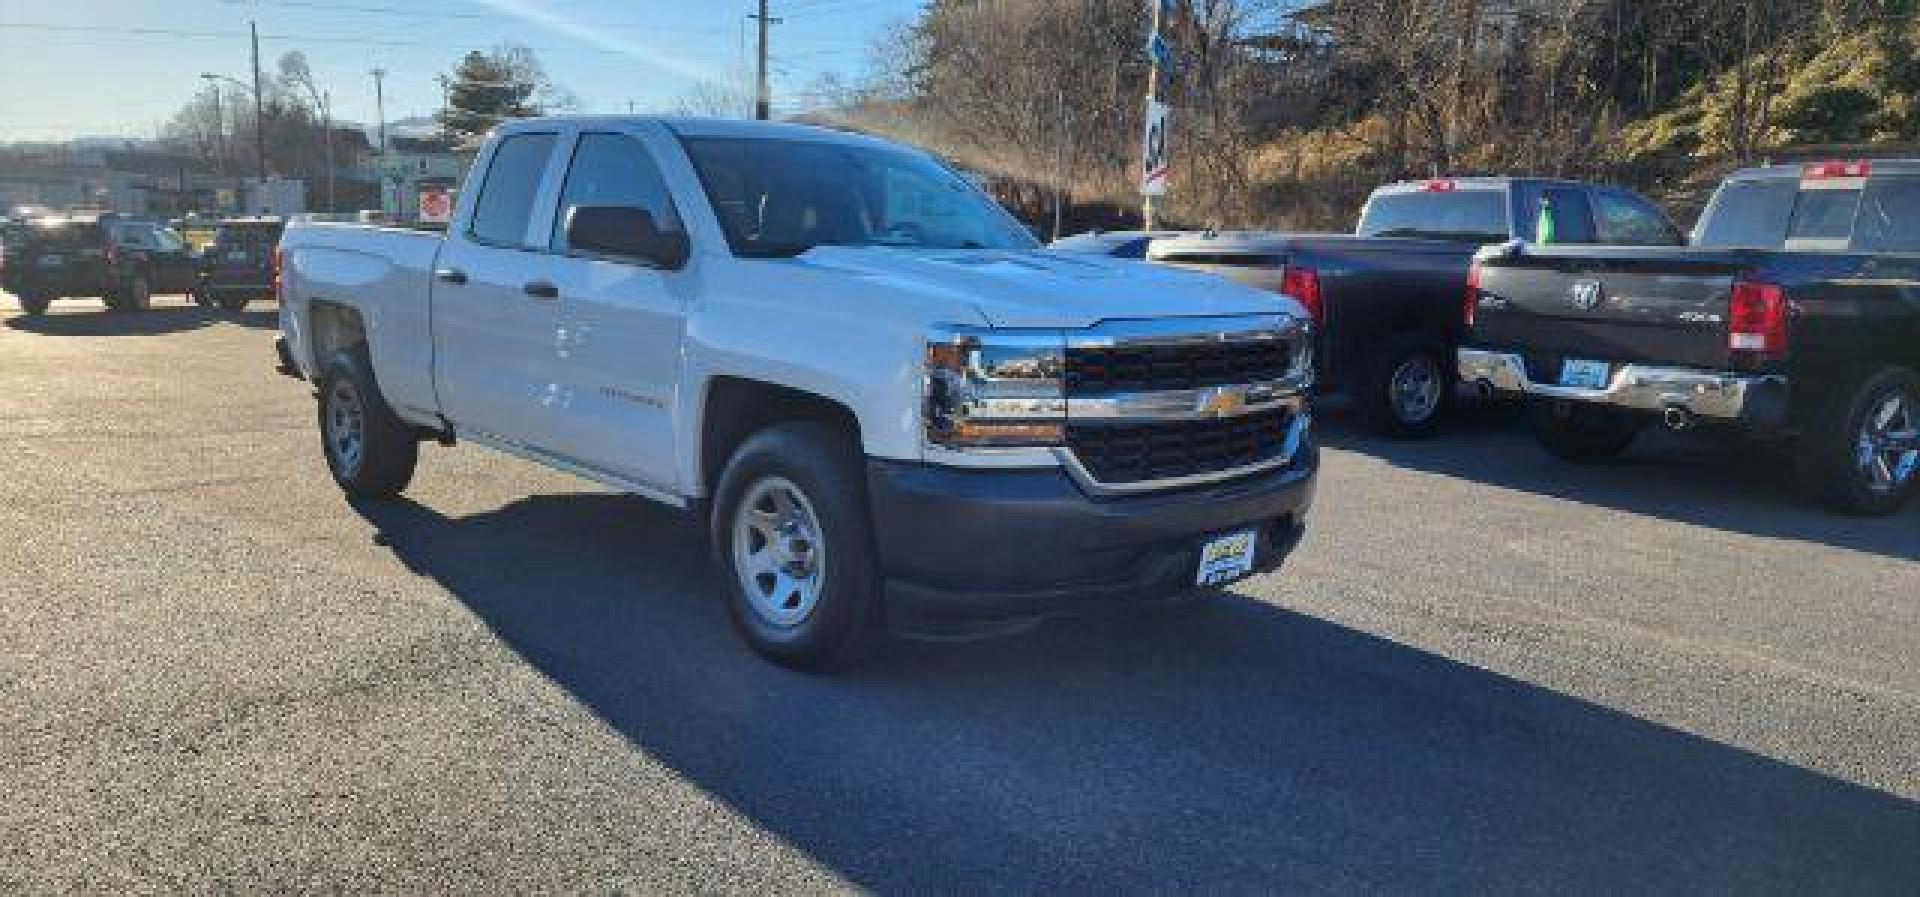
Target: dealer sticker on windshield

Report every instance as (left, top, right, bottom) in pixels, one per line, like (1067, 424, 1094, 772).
(1559, 359, 1611, 389)
(1197, 530, 1258, 587)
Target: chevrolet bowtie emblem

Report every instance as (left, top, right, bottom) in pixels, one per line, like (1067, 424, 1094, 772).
(1196, 386, 1248, 418)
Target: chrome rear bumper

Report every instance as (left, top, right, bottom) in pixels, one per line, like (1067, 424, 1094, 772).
(1458, 348, 1788, 427)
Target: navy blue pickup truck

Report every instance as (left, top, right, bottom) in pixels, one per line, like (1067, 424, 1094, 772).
(1462, 160, 1920, 515)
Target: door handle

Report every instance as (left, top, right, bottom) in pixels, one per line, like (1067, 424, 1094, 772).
(523, 281, 559, 299)
(434, 268, 468, 285)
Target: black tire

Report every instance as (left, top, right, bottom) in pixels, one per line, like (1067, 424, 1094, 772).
(1534, 402, 1642, 463)
(217, 294, 250, 312)
(188, 287, 211, 309)
(710, 421, 885, 671)
(105, 276, 151, 312)
(316, 348, 418, 499)
(1796, 365, 1920, 516)
(17, 292, 51, 316)
(1358, 335, 1453, 438)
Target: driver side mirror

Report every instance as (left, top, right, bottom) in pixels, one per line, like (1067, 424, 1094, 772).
(565, 205, 689, 270)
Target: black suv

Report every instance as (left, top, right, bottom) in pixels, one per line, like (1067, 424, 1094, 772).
(191, 217, 284, 311)
(2, 214, 198, 315)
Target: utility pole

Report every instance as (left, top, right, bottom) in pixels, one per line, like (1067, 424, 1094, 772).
(1052, 88, 1068, 242)
(750, 0, 781, 120)
(1142, 0, 1166, 230)
(204, 73, 250, 212)
(200, 75, 226, 210)
(320, 90, 336, 211)
(250, 20, 267, 209)
(371, 68, 388, 153)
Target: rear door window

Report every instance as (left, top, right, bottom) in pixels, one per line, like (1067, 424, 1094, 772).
(469, 132, 558, 248)
(1854, 178, 1920, 253)
(1695, 178, 1798, 248)
(1356, 190, 1508, 243)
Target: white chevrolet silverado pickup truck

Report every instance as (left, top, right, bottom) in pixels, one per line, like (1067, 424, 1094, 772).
(275, 116, 1318, 669)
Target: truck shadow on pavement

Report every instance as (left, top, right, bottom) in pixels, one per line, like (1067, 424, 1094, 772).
(352, 493, 1919, 892)
(4, 303, 277, 336)
(1322, 401, 1920, 563)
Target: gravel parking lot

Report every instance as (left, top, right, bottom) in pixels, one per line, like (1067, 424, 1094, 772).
(2, 294, 1916, 893)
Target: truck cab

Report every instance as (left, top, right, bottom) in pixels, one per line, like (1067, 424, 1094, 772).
(276, 117, 1320, 668)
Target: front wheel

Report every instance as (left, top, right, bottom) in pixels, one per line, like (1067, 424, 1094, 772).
(316, 349, 418, 498)
(711, 421, 884, 671)
(17, 292, 51, 316)
(1360, 337, 1452, 438)
(1534, 402, 1641, 463)
(217, 294, 250, 312)
(1797, 366, 1920, 515)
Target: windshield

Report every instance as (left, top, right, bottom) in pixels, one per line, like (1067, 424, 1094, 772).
(1356, 190, 1509, 243)
(678, 136, 1037, 257)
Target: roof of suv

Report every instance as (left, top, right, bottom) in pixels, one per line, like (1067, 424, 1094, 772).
(1728, 159, 1920, 181)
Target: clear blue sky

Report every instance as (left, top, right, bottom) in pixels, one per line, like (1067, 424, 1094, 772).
(0, 0, 916, 142)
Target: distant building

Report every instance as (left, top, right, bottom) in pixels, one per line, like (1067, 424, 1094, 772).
(0, 144, 305, 216)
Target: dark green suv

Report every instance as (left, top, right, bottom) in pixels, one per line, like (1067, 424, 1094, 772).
(2, 214, 198, 315)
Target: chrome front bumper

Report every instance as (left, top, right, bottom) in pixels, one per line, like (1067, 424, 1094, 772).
(1458, 348, 1788, 427)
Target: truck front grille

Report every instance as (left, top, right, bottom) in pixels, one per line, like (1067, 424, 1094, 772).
(1064, 340, 1291, 395)
(1066, 407, 1296, 486)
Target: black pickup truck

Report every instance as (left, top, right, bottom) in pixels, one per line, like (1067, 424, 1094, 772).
(1150, 177, 1681, 436)
(1461, 160, 1920, 515)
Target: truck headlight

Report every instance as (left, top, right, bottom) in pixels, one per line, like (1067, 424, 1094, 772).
(924, 326, 1066, 448)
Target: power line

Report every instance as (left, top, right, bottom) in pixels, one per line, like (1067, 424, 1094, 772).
(0, 22, 675, 55)
(214, 0, 735, 34)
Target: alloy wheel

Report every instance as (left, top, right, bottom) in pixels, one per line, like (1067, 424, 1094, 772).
(1390, 354, 1443, 423)
(1855, 388, 1920, 493)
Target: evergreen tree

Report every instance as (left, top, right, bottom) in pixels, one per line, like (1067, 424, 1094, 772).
(435, 45, 561, 145)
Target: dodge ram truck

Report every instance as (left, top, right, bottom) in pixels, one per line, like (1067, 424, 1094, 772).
(1461, 160, 1920, 515)
(276, 116, 1319, 669)
(1149, 178, 1682, 436)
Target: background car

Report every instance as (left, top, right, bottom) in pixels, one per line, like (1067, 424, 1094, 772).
(191, 217, 285, 311)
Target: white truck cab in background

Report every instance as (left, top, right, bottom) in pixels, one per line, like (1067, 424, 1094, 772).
(276, 116, 1318, 669)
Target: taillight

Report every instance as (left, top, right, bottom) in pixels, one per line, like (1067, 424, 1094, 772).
(1280, 264, 1323, 324)
(1464, 260, 1482, 329)
(1728, 280, 1788, 359)
(1424, 179, 1458, 192)
(1803, 160, 1871, 180)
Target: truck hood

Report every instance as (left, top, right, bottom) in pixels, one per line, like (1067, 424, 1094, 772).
(790, 246, 1299, 329)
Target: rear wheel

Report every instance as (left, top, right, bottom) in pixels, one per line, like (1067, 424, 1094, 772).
(106, 276, 151, 313)
(316, 349, 418, 498)
(1534, 402, 1641, 463)
(1797, 366, 1920, 515)
(1360, 336, 1452, 438)
(217, 294, 250, 312)
(711, 421, 884, 671)
(17, 292, 51, 316)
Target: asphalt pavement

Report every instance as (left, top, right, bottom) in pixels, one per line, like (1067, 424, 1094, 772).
(1, 294, 1916, 893)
